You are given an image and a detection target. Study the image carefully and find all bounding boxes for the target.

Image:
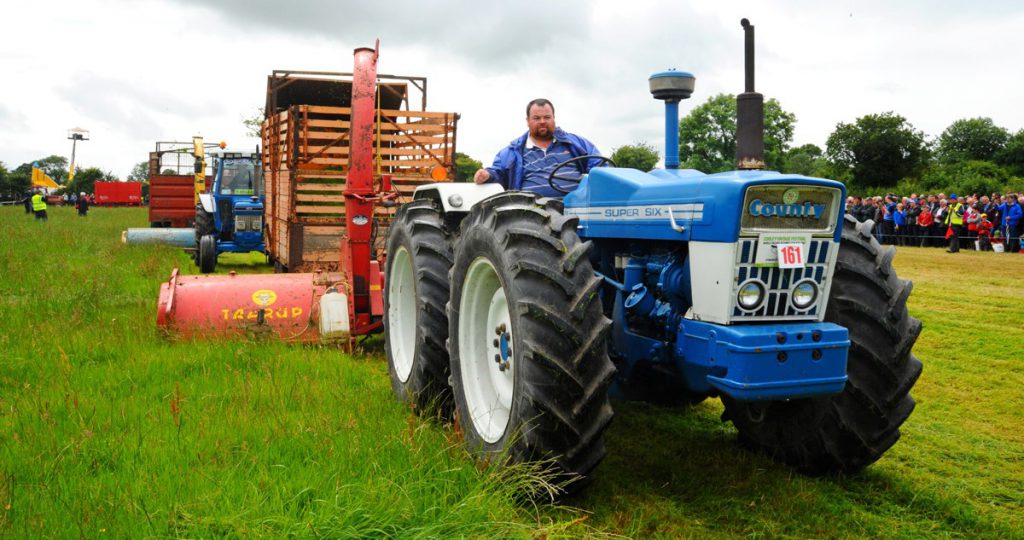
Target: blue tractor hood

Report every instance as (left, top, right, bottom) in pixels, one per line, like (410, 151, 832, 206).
(233, 198, 263, 213)
(562, 167, 846, 243)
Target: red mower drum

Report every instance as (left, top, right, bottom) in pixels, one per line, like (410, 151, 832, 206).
(157, 268, 345, 342)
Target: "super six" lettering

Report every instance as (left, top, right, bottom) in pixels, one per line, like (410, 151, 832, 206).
(604, 208, 639, 218)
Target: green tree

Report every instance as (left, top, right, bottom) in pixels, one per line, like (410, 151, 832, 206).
(454, 152, 483, 183)
(610, 142, 660, 171)
(6, 163, 31, 198)
(243, 108, 266, 138)
(918, 160, 1011, 197)
(67, 167, 115, 196)
(128, 161, 149, 182)
(0, 161, 10, 199)
(678, 93, 795, 173)
(783, 143, 831, 178)
(825, 112, 929, 188)
(936, 117, 1009, 164)
(996, 129, 1024, 177)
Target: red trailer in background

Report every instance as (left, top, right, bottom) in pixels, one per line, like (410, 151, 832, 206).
(148, 174, 197, 227)
(94, 182, 143, 206)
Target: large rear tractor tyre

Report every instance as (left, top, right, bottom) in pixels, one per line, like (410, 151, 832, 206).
(384, 200, 455, 417)
(722, 214, 923, 475)
(198, 234, 218, 274)
(448, 192, 615, 496)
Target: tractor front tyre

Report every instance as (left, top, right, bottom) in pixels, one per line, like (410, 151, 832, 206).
(198, 234, 218, 274)
(448, 192, 615, 496)
(722, 214, 923, 475)
(384, 200, 454, 418)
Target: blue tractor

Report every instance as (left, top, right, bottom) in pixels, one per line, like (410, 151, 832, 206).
(383, 19, 921, 495)
(194, 150, 266, 273)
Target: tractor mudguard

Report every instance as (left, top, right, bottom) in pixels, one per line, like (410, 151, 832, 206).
(413, 182, 504, 213)
(198, 192, 215, 214)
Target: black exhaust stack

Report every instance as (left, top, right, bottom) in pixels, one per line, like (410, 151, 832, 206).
(736, 18, 765, 170)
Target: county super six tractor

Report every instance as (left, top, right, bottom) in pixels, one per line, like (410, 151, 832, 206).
(383, 19, 922, 493)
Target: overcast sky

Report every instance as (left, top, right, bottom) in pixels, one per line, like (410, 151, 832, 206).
(2, 0, 1023, 178)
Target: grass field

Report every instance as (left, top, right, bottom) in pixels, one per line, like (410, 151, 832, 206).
(1, 206, 1022, 538)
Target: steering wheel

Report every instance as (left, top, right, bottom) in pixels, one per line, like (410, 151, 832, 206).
(547, 155, 616, 195)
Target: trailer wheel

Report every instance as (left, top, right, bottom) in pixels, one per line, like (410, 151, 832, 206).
(198, 234, 218, 274)
(722, 214, 923, 474)
(448, 192, 615, 496)
(384, 200, 454, 417)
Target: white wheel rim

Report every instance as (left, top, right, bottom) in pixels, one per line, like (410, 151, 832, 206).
(387, 246, 417, 383)
(458, 256, 514, 443)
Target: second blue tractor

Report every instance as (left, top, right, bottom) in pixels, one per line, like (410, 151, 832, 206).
(194, 151, 266, 273)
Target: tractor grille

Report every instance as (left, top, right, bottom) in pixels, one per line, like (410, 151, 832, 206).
(235, 214, 263, 233)
(731, 237, 834, 321)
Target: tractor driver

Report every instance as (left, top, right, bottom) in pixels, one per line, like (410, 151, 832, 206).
(473, 98, 603, 197)
(222, 163, 255, 196)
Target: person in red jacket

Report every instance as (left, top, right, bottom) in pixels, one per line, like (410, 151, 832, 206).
(916, 204, 934, 247)
(977, 213, 995, 251)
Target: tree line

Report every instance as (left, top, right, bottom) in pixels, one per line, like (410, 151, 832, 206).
(9, 99, 1023, 199)
(0, 156, 151, 201)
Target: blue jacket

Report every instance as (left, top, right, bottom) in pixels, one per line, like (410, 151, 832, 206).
(883, 202, 896, 221)
(1006, 202, 1022, 227)
(893, 210, 905, 226)
(485, 127, 601, 191)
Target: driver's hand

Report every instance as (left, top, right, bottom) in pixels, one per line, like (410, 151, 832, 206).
(473, 169, 490, 184)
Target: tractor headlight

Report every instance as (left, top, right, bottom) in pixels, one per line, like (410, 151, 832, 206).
(790, 280, 818, 310)
(737, 280, 766, 311)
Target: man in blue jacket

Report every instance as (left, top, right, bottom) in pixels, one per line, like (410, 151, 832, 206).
(1005, 194, 1022, 253)
(474, 98, 602, 197)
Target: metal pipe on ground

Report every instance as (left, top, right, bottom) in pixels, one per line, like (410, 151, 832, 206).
(123, 228, 196, 247)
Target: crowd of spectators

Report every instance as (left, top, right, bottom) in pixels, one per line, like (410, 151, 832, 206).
(845, 191, 1023, 253)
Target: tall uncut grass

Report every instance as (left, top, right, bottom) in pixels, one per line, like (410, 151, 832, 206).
(1, 205, 1022, 538)
(0, 207, 597, 538)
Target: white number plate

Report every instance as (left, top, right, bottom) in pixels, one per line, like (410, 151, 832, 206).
(776, 243, 806, 269)
(754, 233, 811, 268)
